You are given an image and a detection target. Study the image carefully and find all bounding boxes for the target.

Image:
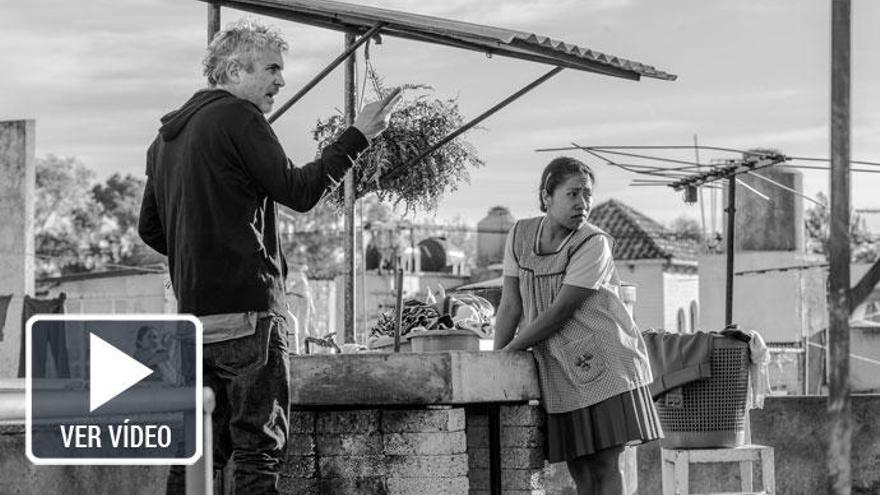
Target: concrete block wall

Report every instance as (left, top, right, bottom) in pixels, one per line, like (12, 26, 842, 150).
(0, 424, 165, 495)
(466, 404, 546, 494)
(283, 407, 469, 494)
(5, 396, 880, 493)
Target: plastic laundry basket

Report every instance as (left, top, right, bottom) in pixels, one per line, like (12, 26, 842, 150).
(655, 334, 750, 449)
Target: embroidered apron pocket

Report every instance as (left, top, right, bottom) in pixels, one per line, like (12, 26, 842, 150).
(561, 334, 606, 384)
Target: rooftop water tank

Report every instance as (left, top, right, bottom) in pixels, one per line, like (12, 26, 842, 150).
(476, 206, 515, 268)
(418, 237, 465, 273)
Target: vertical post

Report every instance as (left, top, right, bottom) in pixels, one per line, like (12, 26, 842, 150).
(0, 120, 35, 378)
(488, 404, 502, 495)
(724, 176, 736, 327)
(207, 3, 220, 44)
(393, 267, 404, 353)
(343, 32, 357, 344)
(828, 0, 852, 493)
(186, 388, 215, 495)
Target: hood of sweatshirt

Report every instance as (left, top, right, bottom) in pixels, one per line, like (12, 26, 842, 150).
(159, 89, 235, 141)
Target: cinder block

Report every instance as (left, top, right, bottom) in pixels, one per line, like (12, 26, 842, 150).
(469, 466, 490, 490)
(289, 410, 316, 434)
(500, 404, 545, 427)
(468, 466, 545, 492)
(286, 433, 315, 456)
(314, 477, 387, 494)
(467, 424, 489, 448)
(281, 455, 317, 478)
(466, 409, 489, 427)
(382, 408, 465, 433)
(318, 455, 387, 479)
(502, 427, 544, 448)
(502, 469, 544, 491)
(316, 433, 383, 456)
(386, 454, 468, 478)
(383, 431, 466, 455)
(468, 425, 544, 449)
(317, 409, 380, 434)
(469, 447, 544, 470)
(469, 448, 490, 470)
(386, 476, 468, 495)
(278, 476, 320, 495)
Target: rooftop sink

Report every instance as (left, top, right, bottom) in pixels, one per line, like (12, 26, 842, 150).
(289, 350, 540, 407)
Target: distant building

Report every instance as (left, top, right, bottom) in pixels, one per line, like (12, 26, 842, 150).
(699, 163, 827, 395)
(589, 199, 701, 333)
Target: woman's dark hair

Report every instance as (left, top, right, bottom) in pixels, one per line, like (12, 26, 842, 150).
(136, 326, 156, 347)
(538, 157, 595, 212)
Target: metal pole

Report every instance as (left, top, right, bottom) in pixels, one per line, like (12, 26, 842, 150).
(829, 0, 852, 492)
(186, 388, 215, 495)
(343, 32, 357, 344)
(488, 404, 502, 495)
(207, 3, 220, 44)
(393, 266, 404, 353)
(268, 24, 384, 124)
(724, 177, 736, 327)
(693, 134, 708, 241)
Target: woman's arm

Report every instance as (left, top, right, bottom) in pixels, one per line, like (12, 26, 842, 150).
(493, 276, 523, 350)
(503, 284, 595, 351)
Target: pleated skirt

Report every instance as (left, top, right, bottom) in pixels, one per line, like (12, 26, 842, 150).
(545, 385, 663, 463)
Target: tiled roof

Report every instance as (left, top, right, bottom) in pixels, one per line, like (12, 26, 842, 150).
(589, 199, 701, 262)
(210, 0, 677, 81)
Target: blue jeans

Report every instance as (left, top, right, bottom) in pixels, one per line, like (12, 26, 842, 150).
(167, 315, 290, 495)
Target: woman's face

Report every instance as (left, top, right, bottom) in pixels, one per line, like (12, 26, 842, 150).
(138, 328, 159, 350)
(544, 172, 594, 231)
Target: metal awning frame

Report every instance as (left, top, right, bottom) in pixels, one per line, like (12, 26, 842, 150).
(201, 3, 676, 495)
(200, 0, 676, 340)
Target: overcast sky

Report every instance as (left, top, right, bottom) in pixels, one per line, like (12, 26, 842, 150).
(3, 0, 880, 230)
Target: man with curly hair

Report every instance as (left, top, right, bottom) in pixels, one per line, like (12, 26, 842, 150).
(138, 18, 400, 494)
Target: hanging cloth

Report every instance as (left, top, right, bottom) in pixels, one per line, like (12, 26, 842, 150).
(17, 293, 68, 378)
(0, 293, 12, 340)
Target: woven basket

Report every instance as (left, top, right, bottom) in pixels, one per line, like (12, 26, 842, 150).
(655, 335, 749, 449)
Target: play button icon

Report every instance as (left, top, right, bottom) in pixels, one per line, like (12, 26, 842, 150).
(89, 333, 155, 412)
(26, 314, 202, 465)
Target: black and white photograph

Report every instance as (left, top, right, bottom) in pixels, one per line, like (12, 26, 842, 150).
(1, 0, 879, 493)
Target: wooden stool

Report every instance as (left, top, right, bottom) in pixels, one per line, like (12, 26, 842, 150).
(661, 444, 775, 495)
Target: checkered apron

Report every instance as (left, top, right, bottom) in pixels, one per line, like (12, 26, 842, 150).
(511, 217, 653, 414)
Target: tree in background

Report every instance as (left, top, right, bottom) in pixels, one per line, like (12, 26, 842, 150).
(34, 155, 155, 277)
(805, 191, 877, 263)
(668, 215, 704, 242)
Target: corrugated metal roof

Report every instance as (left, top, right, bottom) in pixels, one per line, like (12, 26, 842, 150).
(590, 199, 701, 262)
(203, 0, 677, 81)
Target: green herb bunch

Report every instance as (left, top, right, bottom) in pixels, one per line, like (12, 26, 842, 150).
(312, 73, 484, 212)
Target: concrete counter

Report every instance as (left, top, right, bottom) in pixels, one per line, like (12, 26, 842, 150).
(289, 350, 541, 407)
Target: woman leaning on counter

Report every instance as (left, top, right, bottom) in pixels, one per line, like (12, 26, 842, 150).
(494, 156, 662, 495)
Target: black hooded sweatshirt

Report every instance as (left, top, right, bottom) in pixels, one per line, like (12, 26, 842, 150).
(138, 89, 368, 315)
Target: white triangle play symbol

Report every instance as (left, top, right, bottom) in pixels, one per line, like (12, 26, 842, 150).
(89, 333, 155, 412)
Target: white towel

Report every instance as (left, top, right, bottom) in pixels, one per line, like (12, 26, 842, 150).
(747, 329, 772, 409)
